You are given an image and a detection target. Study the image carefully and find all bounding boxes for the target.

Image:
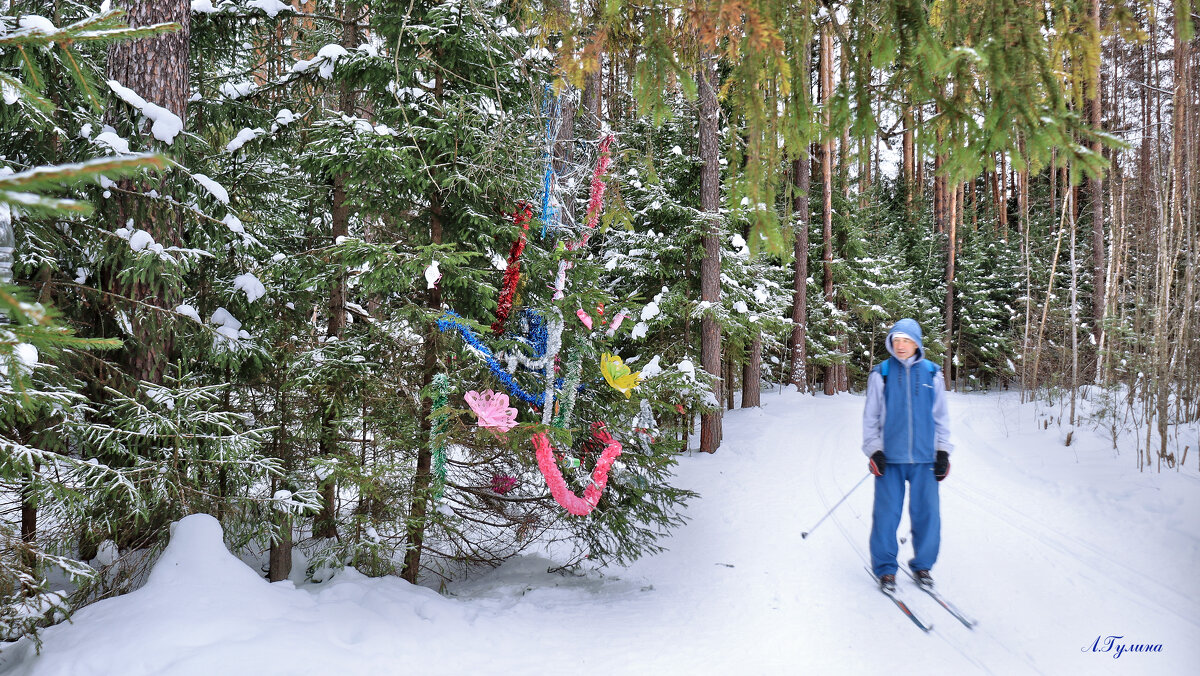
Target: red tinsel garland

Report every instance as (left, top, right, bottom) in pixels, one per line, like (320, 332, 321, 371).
(532, 422, 623, 516)
(491, 203, 534, 334)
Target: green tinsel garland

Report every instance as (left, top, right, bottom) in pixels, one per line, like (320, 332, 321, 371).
(551, 349, 584, 429)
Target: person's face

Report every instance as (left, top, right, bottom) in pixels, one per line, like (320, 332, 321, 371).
(892, 336, 917, 360)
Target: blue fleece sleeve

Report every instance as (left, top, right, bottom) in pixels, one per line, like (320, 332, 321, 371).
(862, 370, 885, 457)
(931, 374, 954, 453)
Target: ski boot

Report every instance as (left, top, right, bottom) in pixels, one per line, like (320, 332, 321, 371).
(914, 569, 934, 589)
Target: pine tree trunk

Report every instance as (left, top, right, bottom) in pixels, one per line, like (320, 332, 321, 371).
(969, 174, 977, 232)
(268, 384, 293, 582)
(914, 106, 924, 199)
(820, 25, 836, 396)
(106, 1, 190, 385)
(1018, 137, 1029, 238)
(726, 353, 736, 410)
(312, 408, 340, 538)
(21, 460, 37, 553)
(268, 489, 292, 582)
(1155, 7, 1190, 467)
(789, 36, 813, 394)
(312, 170, 350, 541)
(1087, 0, 1105, 346)
(403, 58, 446, 579)
(990, 161, 1003, 234)
(902, 103, 914, 216)
(742, 335, 761, 407)
(789, 154, 810, 392)
(999, 152, 1009, 237)
(607, 53, 619, 123)
(403, 191, 443, 582)
(698, 51, 723, 453)
(313, 7, 360, 542)
(584, 67, 602, 120)
(860, 132, 871, 207)
(107, 1, 189, 133)
(554, 91, 576, 217)
(94, 0, 189, 554)
(839, 41, 850, 203)
(934, 152, 945, 235)
(832, 43, 851, 392)
(1021, 143, 1033, 398)
(943, 167, 958, 390)
(1069, 198, 1079, 425)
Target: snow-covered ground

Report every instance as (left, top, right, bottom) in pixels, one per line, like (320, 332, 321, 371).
(3, 390, 1197, 675)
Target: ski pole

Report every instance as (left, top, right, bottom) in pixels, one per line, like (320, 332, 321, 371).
(801, 472, 871, 539)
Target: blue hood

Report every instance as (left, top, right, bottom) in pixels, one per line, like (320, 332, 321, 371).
(886, 318, 925, 362)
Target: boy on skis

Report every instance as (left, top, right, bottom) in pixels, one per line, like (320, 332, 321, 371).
(862, 318, 953, 592)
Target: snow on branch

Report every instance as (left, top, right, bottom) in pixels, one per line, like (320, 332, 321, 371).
(106, 80, 184, 144)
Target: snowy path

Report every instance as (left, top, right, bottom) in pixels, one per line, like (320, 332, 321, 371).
(3, 391, 1197, 675)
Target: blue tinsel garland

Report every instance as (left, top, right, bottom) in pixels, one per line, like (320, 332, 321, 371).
(519, 309, 548, 360)
(438, 311, 584, 408)
(438, 311, 547, 406)
(540, 84, 561, 239)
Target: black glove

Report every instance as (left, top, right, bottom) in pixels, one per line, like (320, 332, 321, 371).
(869, 451, 886, 477)
(934, 450, 950, 482)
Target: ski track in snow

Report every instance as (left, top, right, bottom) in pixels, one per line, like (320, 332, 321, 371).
(950, 400, 1200, 628)
(2, 391, 1197, 675)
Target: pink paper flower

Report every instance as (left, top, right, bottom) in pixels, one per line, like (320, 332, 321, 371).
(464, 390, 518, 432)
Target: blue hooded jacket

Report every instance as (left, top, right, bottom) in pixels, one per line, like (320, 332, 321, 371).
(861, 318, 953, 463)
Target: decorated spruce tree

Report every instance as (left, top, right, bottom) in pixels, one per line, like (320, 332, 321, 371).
(419, 99, 699, 570)
(1, 3, 703, 630)
(184, 0, 700, 580)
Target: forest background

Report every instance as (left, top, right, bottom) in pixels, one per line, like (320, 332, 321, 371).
(1, 0, 1195, 645)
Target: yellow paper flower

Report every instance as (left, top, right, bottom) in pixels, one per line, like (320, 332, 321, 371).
(601, 353, 642, 399)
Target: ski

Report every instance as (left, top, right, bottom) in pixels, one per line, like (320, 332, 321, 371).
(902, 571, 977, 629)
(864, 567, 933, 632)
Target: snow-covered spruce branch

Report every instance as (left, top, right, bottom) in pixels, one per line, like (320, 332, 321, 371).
(96, 180, 242, 236)
(0, 9, 177, 47)
(0, 155, 165, 193)
(49, 282, 237, 341)
(0, 440, 143, 503)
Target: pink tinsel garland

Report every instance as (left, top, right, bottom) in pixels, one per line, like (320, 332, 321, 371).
(492, 203, 534, 334)
(532, 422, 623, 516)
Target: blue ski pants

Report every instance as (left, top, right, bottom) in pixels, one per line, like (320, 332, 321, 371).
(870, 462, 940, 578)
